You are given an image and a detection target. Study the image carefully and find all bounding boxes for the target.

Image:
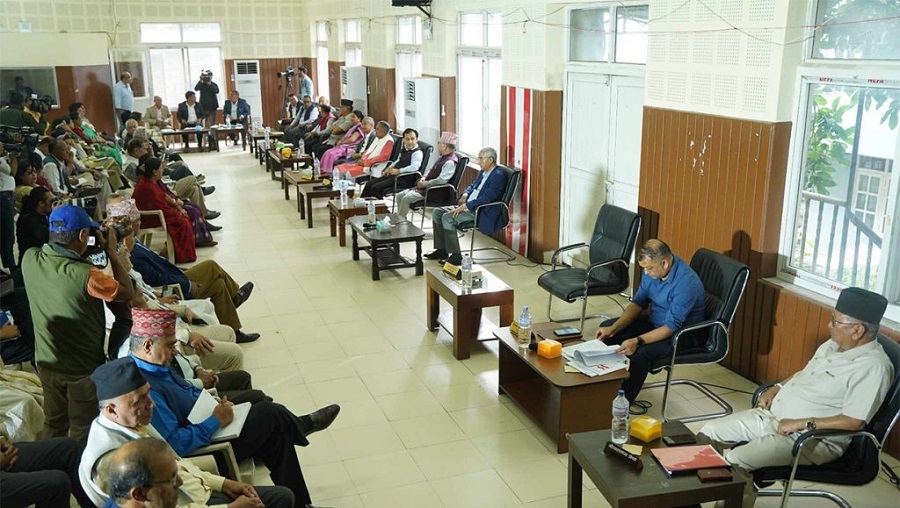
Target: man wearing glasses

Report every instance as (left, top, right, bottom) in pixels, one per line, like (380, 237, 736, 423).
(700, 286, 892, 508)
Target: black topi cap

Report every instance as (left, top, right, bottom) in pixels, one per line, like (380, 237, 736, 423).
(90, 357, 148, 400)
(835, 287, 888, 325)
(340, 99, 353, 108)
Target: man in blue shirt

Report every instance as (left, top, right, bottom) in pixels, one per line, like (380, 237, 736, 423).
(128, 308, 340, 507)
(113, 72, 135, 129)
(595, 239, 706, 403)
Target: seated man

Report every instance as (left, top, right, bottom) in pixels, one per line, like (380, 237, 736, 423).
(101, 438, 181, 508)
(145, 95, 173, 133)
(80, 358, 293, 508)
(334, 120, 393, 178)
(360, 128, 422, 199)
(699, 287, 892, 508)
(301, 104, 335, 156)
(395, 131, 459, 219)
(126, 309, 339, 507)
(424, 147, 507, 265)
(308, 99, 353, 160)
(176, 92, 206, 149)
(594, 239, 705, 404)
(284, 95, 319, 146)
(279, 94, 299, 130)
(222, 90, 250, 143)
(0, 435, 94, 508)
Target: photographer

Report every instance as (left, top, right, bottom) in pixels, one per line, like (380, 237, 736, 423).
(25, 95, 50, 136)
(0, 92, 47, 135)
(15, 186, 53, 265)
(194, 71, 219, 131)
(0, 143, 18, 272)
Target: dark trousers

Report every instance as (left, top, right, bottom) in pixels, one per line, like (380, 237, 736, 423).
(208, 486, 294, 508)
(1, 190, 15, 270)
(169, 164, 193, 180)
(216, 370, 271, 405)
(0, 437, 94, 508)
(312, 141, 333, 160)
(361, 175, 396, 199)
(228, 401, 312, 505)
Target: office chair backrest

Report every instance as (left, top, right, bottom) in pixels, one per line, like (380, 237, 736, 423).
(449, 153, 469, 190)
(690, 249, 750, 358)
(588, 205, 642, 283)
(417, 142, 433, 173)
(496, 166, 521, 227)
(388, 133, 403, 161)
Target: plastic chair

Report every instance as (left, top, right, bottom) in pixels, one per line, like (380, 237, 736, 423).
(137, 210, 176, 264)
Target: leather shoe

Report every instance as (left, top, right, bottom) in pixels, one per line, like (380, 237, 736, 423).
(207, 223, 223, 231)
(235, 331, 260, 343)
(196, 240, 218, 248)
(440, 253, 462, 266)
(204, 210, 221, 221)
(232, 282, 254, 308)
(424, 249, 447, 260)
(202, 186, 216, 196)
(304, 404, 341, 437)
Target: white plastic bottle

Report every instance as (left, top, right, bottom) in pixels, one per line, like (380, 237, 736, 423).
(517, 305, 532, 346)
(611, 389, 630, 444)
(460, 253, 473, 289)
(367, 200, 376, 223)
(313, 155, 320, 179)
(225, 116, 231, 127)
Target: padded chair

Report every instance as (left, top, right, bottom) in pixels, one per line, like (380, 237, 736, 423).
(137, 210, 176, 264)
(643, 248, 750, 423)
(410, 153, 469, 228)
(355, 133, 402, 185)
(537, 205, 641, 331)
(751, 333, 900, 508)
(386, 141, 433, 211)
(457, 166, 521, 264)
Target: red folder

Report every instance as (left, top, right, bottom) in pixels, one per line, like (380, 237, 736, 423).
(650, 445, 729, 477)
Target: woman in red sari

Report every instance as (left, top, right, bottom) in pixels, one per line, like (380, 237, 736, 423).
(131, 157, 198, 263)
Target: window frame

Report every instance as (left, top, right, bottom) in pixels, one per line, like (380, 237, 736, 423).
(140, 22, 222, 44)
(455, 12, 502, 158)
(565, 2, 649, 65)
(805, 0, 900, 64)
(397, 15, 422, 46)
(345, 19, 362, 67)
(140, 23, 224, 109)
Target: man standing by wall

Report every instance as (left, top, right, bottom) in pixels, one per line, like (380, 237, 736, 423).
(298, 66, 314, 102)
(21, 205, 134, 443)
(113, 72, 135, 129)
(194, 71, 219, 131)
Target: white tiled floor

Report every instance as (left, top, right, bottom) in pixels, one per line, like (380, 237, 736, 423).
(178, 148, 900, 507)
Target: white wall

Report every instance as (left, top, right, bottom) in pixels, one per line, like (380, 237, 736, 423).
(0, 33, 108, 66)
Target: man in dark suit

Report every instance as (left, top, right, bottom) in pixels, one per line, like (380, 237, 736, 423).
(222, 90, 250, 143)
(424, 147, 508, 265)
(176, 91, 206, 149)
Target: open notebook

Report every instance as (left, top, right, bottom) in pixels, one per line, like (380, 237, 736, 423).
(187, 390, 251, 442)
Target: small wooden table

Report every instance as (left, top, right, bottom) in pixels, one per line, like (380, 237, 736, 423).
(252, 131, 284, 164)
(495, 323, 629, 453)
(568, 424, 746, 508)
(159, 128, 211, 153)
(282, 171, 324, 213)
(328, 200, 389, 246)
(210, 125, 247, 151)
(427, 266, 514, 360)
(267, 150, 311, 182)
(349, 215, 425, 281)
(297, 185, 355, 229)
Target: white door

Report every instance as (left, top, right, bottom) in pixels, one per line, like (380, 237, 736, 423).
(606, 76, 644, 213)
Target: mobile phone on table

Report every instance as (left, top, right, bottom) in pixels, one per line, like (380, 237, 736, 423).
(553, 327, 581, 338)
(662, 434, 697, 446)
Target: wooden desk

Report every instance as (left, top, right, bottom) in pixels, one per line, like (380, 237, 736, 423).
(327, 200, 389, 246)
(266, 150, 311, 182)
(427, 267, 514, 360)
(495, 323, 628, 453)
(297, 185, 355, 229)
(159, 128, 211, 153)
(568, 424, 746, 507)
(251, 131, 284, 164)
(210, 125, 247, 151)
(282, 171, 324, 213)
(349, 215, 425, 281)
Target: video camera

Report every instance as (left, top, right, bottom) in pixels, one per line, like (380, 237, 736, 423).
(200, 70, 213, 81)
(29, 94, 54, 113)
(0, 125, 39, 155)
(277, 65, 295, 80)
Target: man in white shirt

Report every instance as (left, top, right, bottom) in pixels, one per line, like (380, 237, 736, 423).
(113, 72, 135, 129)
(177, 92, 206, 149)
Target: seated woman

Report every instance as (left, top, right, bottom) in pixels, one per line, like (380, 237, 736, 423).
(319, 110, 365, 174)
(303, 103, 336, 155)
(15, 186, 53, 265)
(131, 158, 213, 264)
(334, 121, 395, 179)
(361, 127, 423, 199)
(68, 102, 124, 168)
(13, 160, 37, 213)
(396, 131, 460, 219)
(132, 126, 198, 183)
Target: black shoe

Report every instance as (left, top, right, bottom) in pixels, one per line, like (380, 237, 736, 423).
(441, 253, 462, 266)
(202, 186, 216, 196)
(304, 404, 341, 437)
(207, 223, 223, 231)
(424, 249, 447, 260)
(204, 210, 221, 221)
(236, 331, 260, 343)
(232, 282, 254, 308)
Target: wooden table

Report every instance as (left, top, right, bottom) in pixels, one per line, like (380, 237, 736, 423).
(427, 266, 514, 360)
(568, 424, 746, 507)
(328, 200, 389, 246)
(495, 323, 628, 453)
(210, 125, 247, 151)
(266, 150, 311, 182)
(282, 171, 324, 213)
(297, 185, 355, 229)
(159, 128, 211, 153)
(251, 131, 284, 164)
(349, 215, 425, 281)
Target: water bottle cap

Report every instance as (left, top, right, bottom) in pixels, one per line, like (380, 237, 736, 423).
(617, 389, 625, 395)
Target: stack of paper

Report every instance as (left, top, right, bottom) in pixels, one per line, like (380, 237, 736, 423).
(188, 390, 251, 442)
(562, 340, 629, 377)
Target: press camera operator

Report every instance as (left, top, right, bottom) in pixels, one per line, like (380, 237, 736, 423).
(0, 91, 47, 135)
(0, 143, 19, 272)
(194, 70, 219, 131)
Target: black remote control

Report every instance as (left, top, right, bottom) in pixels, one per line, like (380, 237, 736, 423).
(603, 441, 643, 471)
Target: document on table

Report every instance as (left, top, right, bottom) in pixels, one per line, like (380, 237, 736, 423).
(187, 390, 251, 442)
(562, 339, 629, 377)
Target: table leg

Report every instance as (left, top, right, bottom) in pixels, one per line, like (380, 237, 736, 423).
(338, 218, 347, 247)
(567, 454, 583, 508)
(499, 301, 514, 327)
(452, 307, 481, 360)
(241, 130, 247, 150)
(371, 242, 380, 281)
(352, 229, 360, 261)
(415, 239, 423, 275)
(295, 186, 301, 213)
(298, 191, 306, 220)
(722, 487, 743, 508)
(306, 196, 314, 228)
(329, 212, 337, 238)
(426, 285, 439, 331)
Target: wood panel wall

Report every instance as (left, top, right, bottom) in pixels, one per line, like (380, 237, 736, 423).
(54, 65, 115, 134)
(328, 61, 343, 108)
(366, 66, 396, 127)
(223, 57, 317, 128)
(637, 105, 900, 457)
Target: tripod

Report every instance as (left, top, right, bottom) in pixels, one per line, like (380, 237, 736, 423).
(279, 76, 295, 125)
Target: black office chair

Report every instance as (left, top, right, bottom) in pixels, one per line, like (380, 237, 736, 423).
(410, 153, 469, 229)
(751, 333, 900, 508)
(643, 248, 750, 423)
(458, 166, 521, 264)
(386, 141, 433, 212)
(537, 204, 641, 332)
(355, 132, 402, 185)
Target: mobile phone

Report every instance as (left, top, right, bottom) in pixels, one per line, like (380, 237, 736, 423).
(553, 327, 581, 337)
(87, 235, 97, 246)
(697, 468, 733, 482)
(662, 434, 697, 446)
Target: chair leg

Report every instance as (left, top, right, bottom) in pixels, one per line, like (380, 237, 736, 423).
(467, 229, 515, 264)
(758, 487, 852, 508)
(643, 376, 733, 423)
(579, 296, 589, 332)
(547, 294, 618, 331)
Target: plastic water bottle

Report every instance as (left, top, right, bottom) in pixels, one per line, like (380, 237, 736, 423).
(339, 177, 348, 206)
(367, 200, 376, 222)
(225, 116, 231, 127)
(263, 126, 270, 148)
(313, 155, 320, 179)
(611, 389, 630, 444)
(517, 305, 532, 346)
(460, 253, 473, 289)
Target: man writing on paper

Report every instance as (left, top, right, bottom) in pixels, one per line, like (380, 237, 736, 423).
(127, 308, 339, 507)
(81, 357, 295, 508)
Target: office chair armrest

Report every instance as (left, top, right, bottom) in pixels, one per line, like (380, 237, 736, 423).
(422, 183, 458, 204)
(791, 429, 880, 457)
(751, 383, 778, 406)
(390, 171, 422, 194)
(549, 243, 588, 269)
(472, 201, 510, 227)
(585, 258, 629, 280)
(670, 319, 729, 349)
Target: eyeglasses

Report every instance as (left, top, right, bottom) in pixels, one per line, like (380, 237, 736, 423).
(830, 316, 858, 327)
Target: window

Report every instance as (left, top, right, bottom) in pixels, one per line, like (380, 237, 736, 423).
(316, 21, 330, 100)
(141, 23, 223, 108)
(781, 0, 900, 312)
(568, 5, 648, 64)
(395, 16, 423, 128)
(345, 19, 362, 67)
(457, 12, 502, 155)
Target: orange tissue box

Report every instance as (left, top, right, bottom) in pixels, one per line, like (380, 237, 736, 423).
(630, 415, 662, 442)
(537, 339, 562, 359)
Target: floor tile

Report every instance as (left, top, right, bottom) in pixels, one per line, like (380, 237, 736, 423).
(430, 470, 521, 508)
(343, 450, 426, 494)
(390, 412, 467, 449)
(358, 482, 445, 508)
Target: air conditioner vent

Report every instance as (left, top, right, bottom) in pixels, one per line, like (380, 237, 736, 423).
(236, 61, 258, 75)
(405, 81, 416, 101)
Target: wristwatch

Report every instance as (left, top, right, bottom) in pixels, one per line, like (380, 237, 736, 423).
(636, 336, 645, 348)
(806, 418, 817, 431)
